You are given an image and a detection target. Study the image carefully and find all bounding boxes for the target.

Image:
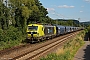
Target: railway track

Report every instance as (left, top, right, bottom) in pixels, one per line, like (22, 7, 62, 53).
(0, 31, 81, 60)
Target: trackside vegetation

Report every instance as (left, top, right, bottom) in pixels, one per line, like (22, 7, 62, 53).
(40, 31, 85, 60)
(87, 25, 90, 38)
(0, 26, 25, 50)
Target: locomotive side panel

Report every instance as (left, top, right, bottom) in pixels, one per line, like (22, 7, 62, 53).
(44, 27, 54, 35)
(43, 25, 56, 38)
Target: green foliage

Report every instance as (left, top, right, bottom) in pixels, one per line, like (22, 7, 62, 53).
(21, 6, 30, 18)
(0, 1, 10, 30)
(0, 0, 49, 50)
(8, 0, 48, 33)
(53, 19, 79, 26)
(87, 25, 90, 32)
(40, 50, 71, 60)
(87, 25, 90, 37)
(0, 26, 25, 50)
(0, 29, 4, 41)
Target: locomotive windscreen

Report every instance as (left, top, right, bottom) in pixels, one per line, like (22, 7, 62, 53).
(28, 26, 38, 30)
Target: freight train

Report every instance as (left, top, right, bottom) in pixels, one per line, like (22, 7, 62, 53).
(26, 23, 82, 43)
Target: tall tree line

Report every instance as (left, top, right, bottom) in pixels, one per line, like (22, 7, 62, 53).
(0, 0, 10, 29)
(0, 0, 49, 49)
(0, 0, 80, 32)
(0, 0, 49, 33)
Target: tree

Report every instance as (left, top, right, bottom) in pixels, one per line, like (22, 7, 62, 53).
(9, 0, 49, 33)
(87, 25, 90, 38)
(0, 1, 10, 30)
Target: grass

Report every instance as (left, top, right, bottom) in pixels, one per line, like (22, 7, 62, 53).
(40, 31, 85, 60)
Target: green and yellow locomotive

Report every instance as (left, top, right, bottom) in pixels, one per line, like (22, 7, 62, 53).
(26, 24, 56, 43)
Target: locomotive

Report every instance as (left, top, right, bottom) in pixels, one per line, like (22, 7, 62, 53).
(26, 23, 81, 43)
(26, 24, 56, 43)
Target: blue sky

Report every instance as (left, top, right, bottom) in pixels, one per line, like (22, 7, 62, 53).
(39, 0, 90, 22)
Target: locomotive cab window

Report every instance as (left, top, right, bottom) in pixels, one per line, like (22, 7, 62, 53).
(28, 26, 38, 30)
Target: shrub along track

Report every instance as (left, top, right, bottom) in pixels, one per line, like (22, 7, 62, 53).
(0, 30, 82, 60)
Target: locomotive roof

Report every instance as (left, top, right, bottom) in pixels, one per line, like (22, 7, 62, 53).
(55, 25, 65, 27)
(43, 25, 55, 27)
(28, 24, 55, 27)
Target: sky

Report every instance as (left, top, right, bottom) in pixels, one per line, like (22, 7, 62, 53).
(39, 0, 90, 22)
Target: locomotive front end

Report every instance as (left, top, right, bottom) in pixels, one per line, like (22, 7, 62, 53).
(26, 24, 44, 43)
(26, 24, 39, 41)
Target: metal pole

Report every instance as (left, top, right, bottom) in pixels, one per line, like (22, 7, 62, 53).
(78, 18, 80, 27)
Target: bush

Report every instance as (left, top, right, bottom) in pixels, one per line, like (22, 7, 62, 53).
(87, 25, 90, 38)
(0, 26, 25, 50)
(0, 29, 4, 41)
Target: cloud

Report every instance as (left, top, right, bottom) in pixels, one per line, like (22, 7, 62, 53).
(52, 12, 55, 14)
(84, 0, 90, 2)
(47, 8, 55, 11)
(58, 5, 75, 8)
(80, 11, 83, 12)
(81, 6, 84, 7)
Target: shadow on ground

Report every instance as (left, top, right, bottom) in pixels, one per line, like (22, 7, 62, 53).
(83, 45, 90, 60)
(83, 33, 90, 60)
(84, 32, 89, 41)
